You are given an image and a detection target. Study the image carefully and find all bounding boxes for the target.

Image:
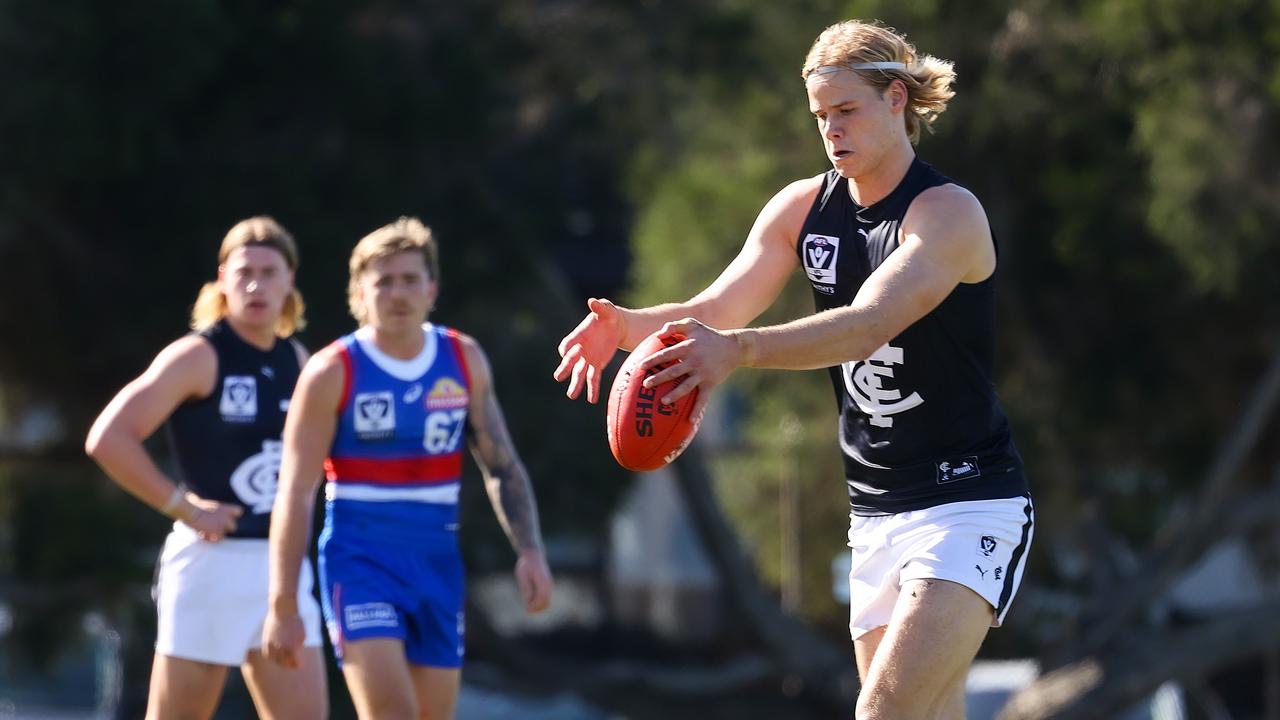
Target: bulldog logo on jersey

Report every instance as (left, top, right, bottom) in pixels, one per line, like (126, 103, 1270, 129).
(802, 233, 840, 294)
(230, 439, 283, 513)
(841, 343, 923, 428)
(354, 391, 396, 439)
(425, 377, 469, 410)
(220, 376, 258, 422)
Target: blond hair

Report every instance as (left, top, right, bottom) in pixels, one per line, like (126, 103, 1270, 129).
(190, 216, 306, 336)
(802, 20, 956, 144)
(347, 217, 439, 325)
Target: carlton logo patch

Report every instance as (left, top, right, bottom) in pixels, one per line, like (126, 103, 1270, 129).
(353, 391, 395, 439)
(344, 602, 399, 631)
(842, 343, 923, 428)
(802, 233, 840, 292)
(220, 376, 258, 422)
(229, 439, 282, 514)
(425, 377, 469, 410)
(937, 457, 981, 485)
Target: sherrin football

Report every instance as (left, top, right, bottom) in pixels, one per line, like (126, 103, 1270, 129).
(607, 332, 701, 472)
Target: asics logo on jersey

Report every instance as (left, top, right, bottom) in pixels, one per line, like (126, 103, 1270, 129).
(802, 233, 840, 292)
(841, 343, 923, 427)
(220, 376, 258, 422)
(403, 383, 423, 403)
(229, 439, 282, 513)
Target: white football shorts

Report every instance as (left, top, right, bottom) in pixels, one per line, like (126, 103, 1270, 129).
(847, 495, 1034, 640)
(154, 522, 322, 666)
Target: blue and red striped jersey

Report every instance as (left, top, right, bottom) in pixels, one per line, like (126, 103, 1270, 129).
(323, 324, 471, 529)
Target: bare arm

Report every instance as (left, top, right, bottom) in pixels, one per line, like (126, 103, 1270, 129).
(84, 336, 240, 535)
(460, 334, 554, 612)
(640, 185, 998, 408)
(617, 176, 819, 344)
(554, 176, 820, 402)
(460, 335, 544, 553)
(267, 347, 342, 616)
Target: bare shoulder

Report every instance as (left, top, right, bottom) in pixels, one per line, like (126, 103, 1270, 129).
(754, 173, 827, 247)
(146, 334, 218, 397)
(299, 342, 347, 387)
(155, 333, 216, 371)
(907, 183, 991, 235)
(904, 184, 996, 281)
(448, 330, 494, 387)
(768, 174, 826, 217)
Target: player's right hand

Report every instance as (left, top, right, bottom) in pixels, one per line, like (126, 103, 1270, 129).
(554, 297, 625, 404)
(262, 610, 305, 669)
(182, 493, 242, 542)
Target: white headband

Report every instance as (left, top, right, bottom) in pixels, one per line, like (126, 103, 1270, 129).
(808, 61, 908, 79)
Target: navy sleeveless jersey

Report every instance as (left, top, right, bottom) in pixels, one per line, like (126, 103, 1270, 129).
(166, 320, 301, 538)
(796, 157, 1026, 514)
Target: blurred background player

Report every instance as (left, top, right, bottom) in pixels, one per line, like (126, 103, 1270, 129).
(85, 217, 327, 719)
(264, 217, 553, 719)
(554, 20, 1033, 720)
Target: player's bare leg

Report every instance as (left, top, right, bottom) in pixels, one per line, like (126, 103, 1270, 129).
(855, 579, 991, 719)
(145, 654, 229, 720)
(410, 665, 461, 720)
(853, 625, 887, 682)
(241, 646, 328, 719)
(341, 638, 417, 719)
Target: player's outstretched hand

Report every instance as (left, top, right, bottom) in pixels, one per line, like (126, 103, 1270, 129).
(515, 548, 553, 614)
(554, 298, 626, 404)
(262, 610, 306, 669)
(639, 318, 744, 423)
(183, 493, 243, 542)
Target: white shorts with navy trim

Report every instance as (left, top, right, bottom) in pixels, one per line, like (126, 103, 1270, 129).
(154, 523, 323, 666)
(846, 495, 1034, 640)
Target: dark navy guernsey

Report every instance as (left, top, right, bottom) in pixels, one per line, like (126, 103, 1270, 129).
(796, 157, 1027, 515)
(166, 319, 302, 538)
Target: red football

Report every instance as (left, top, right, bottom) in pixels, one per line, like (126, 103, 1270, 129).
(607, 332, 701, 472)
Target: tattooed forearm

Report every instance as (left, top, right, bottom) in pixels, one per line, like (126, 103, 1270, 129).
(470, 393, 544, 553)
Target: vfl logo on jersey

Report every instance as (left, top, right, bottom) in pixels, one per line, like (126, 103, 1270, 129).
(802, 234, 840, 293)
(229, 439, 282, 514)
(977, 534, 997, 557)
(353, 391, 395, 439)
(939, 457, 982, 485)
(344, 602, 399, 631)
(841, 343, 923, 428)
(425, 377, 469, 410)
(220, 376, 258, 422)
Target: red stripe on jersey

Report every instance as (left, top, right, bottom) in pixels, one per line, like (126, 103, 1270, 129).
(336, 343, 354, 416)
(324, 454, 463, 484)
(445, 329, 471, 392)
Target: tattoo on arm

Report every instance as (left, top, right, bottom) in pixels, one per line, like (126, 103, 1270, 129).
(469, 392, 544, 553)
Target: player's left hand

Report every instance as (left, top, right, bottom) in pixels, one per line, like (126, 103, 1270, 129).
(515, 548, 553, 614)
(638, 318, 746, 423)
